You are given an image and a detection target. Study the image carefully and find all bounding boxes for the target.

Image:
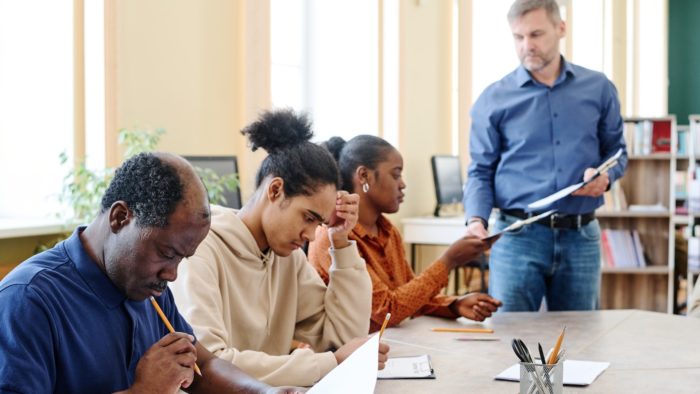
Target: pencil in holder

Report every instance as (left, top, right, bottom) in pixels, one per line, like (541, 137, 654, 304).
(519, 359, 563, 394)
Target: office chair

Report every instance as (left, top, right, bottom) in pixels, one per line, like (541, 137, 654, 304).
(454, 253, 489, 294)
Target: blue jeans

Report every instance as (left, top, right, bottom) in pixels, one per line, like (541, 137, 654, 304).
(489, 213, 601, 311)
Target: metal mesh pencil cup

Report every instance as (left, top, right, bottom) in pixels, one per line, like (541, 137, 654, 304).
(519, 359, 563, 394)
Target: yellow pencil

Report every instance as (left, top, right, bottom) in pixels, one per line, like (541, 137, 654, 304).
(547, 326, 566, 365)
(378, 313, 391, 338)
(150, 296, 202, 376)
(431, 327, 494, 334)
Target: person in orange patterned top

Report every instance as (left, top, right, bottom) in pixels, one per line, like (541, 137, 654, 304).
(308, 135, 502, 332)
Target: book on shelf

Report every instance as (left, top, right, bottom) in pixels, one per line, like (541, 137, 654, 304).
(628, 203, 667, 213)
(598, 182, 628, 212)
(651, 120, 671, 153)
(688, 177, 700, 212)
(600, 229, 646, 268)
(677, 125, 689, 156)
(675, 170, 688, 200)
(688, 237, 700, 271)
(631, 231, 646, 267)
(624, 119, 673, 155)
(600, 231, 615, 267)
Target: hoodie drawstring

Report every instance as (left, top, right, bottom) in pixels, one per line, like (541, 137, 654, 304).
(261, 250, 273, 337)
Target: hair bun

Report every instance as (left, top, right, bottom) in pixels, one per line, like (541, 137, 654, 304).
(322, 136, 346, 162)
(241, 108, 313, 153)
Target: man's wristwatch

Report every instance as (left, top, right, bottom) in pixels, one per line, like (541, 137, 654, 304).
(467, 216, 488, 229)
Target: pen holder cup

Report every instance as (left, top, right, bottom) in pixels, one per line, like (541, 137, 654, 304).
(519, 360, 563, 394)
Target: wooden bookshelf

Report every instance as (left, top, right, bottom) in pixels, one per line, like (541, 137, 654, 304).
(598, 116, 676, 313)
(680, 115, 700, 313)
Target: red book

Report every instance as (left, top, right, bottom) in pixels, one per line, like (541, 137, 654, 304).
(601, 230, 615, 267)
(651, 120, 671, 153)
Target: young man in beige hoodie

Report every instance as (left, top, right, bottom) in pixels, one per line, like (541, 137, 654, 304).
(171, 109, 388, 387)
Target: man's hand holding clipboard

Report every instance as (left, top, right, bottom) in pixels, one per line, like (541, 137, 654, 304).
(527, 148, 624, 210)
(481, 209, 557, 242)
(469, 149, 623, 244)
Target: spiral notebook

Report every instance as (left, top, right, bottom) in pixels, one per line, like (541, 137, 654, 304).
(377, 354, 436, 379)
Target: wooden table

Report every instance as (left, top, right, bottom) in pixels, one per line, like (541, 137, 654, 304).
(375, 310, 700, 393)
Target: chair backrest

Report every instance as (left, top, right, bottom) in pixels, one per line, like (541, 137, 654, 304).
(183, 155, 242, 209)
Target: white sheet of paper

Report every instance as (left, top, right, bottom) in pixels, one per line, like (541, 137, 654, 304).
(308, 334, 379, 394)
(482, 209, 557, 241)
(527, 148, 624, 210)
(377, 354, 434, 379)
(494, 360, 610, 386)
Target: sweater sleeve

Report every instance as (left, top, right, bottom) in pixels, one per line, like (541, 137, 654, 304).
(209, 346, 337, 387)
(307, 226, 333, 285)
(368, 258, 456, 332)
(170, 239, 337, 387)
(294, 241, 371, 350)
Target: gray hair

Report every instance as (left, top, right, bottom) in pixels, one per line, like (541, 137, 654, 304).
(507, 0, 562, 25)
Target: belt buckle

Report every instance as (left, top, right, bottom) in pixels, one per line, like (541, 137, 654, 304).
(550, 213, 559, 229)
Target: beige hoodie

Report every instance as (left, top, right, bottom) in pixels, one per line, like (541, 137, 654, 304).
(170, 205, 371, 386)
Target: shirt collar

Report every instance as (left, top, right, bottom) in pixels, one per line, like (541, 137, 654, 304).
(515, 55, 576, 87)
(64, 226, 127, 309)
(353, 215, 392, 241)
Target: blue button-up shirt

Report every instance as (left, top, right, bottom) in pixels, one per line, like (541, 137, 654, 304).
(464, 57, 627, 220)
(0, 227, 194, 393)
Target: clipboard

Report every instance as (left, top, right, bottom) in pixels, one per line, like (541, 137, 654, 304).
(482, 209, 557, 242)
(527, 148, 624, 210)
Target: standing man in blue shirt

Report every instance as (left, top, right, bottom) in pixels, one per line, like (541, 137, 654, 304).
(464, 0, 627, 312)
(0, 152, 296, 393)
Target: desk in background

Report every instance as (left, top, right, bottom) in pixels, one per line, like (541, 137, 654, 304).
(402, 216, 488, 293)
(376, 310, 700, 393)
(401, 216, 465, 268)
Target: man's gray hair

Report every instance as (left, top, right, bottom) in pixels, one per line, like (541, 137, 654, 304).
(507, 0, 562, 24)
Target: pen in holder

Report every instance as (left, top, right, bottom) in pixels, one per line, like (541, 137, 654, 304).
(519, 358, 564, 394)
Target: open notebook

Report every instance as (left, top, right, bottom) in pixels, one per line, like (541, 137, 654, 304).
(495, 360, 609, 386)
(377, 354, 436, 380)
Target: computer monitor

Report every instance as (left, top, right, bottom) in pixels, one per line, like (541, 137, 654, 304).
(184, 156, 242, 209)
(431, 155, 464, 217)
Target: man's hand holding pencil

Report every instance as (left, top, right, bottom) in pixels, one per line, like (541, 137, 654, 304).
(131, 332, 200, 392)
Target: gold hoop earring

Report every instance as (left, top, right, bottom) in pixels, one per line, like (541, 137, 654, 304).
(362, 183, 369, 193)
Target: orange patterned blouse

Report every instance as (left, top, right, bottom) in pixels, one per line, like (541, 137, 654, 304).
(307, 215, 457, 333)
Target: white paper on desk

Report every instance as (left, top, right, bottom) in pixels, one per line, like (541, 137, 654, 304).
(377, 354, 435, 379)
(308, 334, 379, 394)
(494, 360, 610, 386)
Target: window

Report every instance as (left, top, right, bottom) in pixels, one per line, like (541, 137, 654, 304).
(633, 0, 666, 117)
(570, 0, 605, 74)
(0, 1, 104, 220)
(84, 0, 106, 170)
(271, 0, 379, 143)
(470, 0, 519, 103)
(468, 0, 667, 118)
(0, 1, 74, 219)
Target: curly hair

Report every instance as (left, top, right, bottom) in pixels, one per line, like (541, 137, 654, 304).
(100, 153, 184, 228)
(241, 108, 340, 197)
(322, 135, 395, 193)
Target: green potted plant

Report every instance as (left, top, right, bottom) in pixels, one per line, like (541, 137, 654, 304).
(38, 128, 238, 252)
